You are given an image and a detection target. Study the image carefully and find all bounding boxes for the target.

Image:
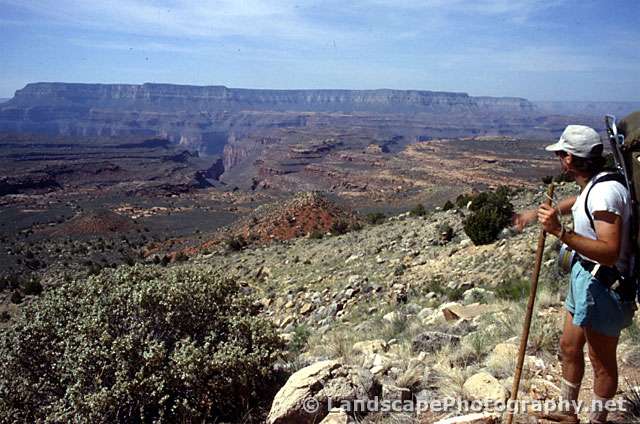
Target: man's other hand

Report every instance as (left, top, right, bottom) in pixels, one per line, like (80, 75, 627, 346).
(512, 209, 537, 232)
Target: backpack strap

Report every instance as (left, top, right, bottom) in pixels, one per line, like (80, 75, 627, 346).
(584, 172, 626, 230)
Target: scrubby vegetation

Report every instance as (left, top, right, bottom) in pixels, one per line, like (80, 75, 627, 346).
(0, 264, 285, 423)
(442, 200, 455, 211)
(330, 219, 350, 235)
(365, 212, 387, 225)
(226, 234, 248, 251)
(409, 203, 427, 217)
(463, 186, 514, 245)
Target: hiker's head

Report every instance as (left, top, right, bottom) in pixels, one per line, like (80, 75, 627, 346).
(546, 125, 605, 177)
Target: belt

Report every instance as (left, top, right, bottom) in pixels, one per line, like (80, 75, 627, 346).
(578, 258, 635, 300)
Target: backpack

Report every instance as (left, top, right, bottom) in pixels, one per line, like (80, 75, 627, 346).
(605, 112, 640, 293)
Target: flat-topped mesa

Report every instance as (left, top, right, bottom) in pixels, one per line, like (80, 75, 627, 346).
(6, 82, 536, 114)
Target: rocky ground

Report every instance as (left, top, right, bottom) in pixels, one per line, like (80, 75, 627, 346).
(4, 178, 640, 423)
(179, 181, 640, 424)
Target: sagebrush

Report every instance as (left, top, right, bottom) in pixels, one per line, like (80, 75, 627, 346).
(0, 264, 285, 423)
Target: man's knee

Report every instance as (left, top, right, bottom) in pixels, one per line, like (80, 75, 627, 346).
(560, 336, 583, 361)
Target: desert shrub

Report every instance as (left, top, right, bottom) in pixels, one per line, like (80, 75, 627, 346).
(290, 324, 312, 355)
(226, 235, 247, 251)
(309, 229, 324, 239)
(173, 251, 189, 262)
(410, 203, 426, 217)
(330, 220, 349, 235)
(0, 275, 20, 291)
(463, 187, 513, 245)
(621, 379, 640, 422)
(456, 193, 473, 209)
(442, 200, 455, 211)
(85, 260, 103, 276)
(21, 276, 43, 296)
(424, 276, 465, 301)
(9, 290, 23, 304)
(436, 223, 454, 242)
(0, 264, 284, 423)
(529, 313, 561, 354)
(365, 212, 386, 225)
(495, 277, 530, 301)
(350, 222, 363, 232)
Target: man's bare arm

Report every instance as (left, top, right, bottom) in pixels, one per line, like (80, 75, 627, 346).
(538, 205, 621, 267)
(513, 195, 577, 231)
(559, 211, 621, 267)
(556, 195, 577, 215)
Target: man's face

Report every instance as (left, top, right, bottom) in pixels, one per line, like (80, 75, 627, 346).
(555, 151, 573, 175)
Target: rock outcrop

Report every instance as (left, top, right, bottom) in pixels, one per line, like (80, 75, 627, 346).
(266, 360, 378, 424)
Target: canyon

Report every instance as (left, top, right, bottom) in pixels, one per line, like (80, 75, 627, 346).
(0, 82, 610, 195)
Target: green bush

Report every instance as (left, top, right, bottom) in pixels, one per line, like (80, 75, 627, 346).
(21, 277, 43, 296)
(495, 277, 530, 301)
(409, 203, 426, 217)
(436, 223, 454, 242)
(0, 264, 284, 423)
(226, 235, 248, 251)
(365, 212, 386, 225)
(463, 187, 513, 245)
(456, 193, 473, 209)
(290, 325, 312, 355)
(330, 220, 349, 235)
(9, 290, 22, 304)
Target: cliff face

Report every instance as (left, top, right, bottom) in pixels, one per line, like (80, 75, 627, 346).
(0, 83, 551, 158)
(6, 83, 535, 113)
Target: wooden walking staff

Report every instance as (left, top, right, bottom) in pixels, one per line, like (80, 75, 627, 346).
(505, 183, 555, 424)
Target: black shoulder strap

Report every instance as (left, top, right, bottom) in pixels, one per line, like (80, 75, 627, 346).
(585, 172, 626, 230)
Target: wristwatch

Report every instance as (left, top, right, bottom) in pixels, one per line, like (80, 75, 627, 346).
(559, 228, 572, 241)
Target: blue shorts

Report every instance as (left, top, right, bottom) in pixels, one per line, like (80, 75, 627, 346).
(565, 261, 636, 337)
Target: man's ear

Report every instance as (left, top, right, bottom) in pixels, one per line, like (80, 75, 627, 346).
(565, 153, 574, 167)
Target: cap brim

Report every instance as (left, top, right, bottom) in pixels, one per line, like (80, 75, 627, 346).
(545, 142, 564, 152)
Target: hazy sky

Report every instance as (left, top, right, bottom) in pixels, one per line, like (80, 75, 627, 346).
(1, 0, 638, 101)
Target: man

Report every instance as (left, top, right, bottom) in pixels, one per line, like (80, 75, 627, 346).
(514, 125, 636, 423)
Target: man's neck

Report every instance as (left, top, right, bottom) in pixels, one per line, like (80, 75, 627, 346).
(575, 171, 599, 190)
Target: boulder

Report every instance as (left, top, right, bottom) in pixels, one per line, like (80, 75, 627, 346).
(353, 339, 388, 356)
(383, 311, 402, 323)
(300, 303, 314, 314)
(382, 384, 411, 402)
(412, 331, 460, 353)
(267, 360, 377, 424)
(442, 303, 499, 321)
(319, 408, 352, 424)
(462, 371, 509, 402)
(485, 342, 543, 378)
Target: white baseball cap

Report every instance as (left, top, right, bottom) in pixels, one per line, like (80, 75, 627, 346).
(545, 125, 602, 158)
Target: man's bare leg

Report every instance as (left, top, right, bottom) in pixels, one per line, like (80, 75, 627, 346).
(559, 311, 587, 419)
(534, 312, 586, 422)
(560, 311, 587, 383)
(585, 327, 619, 423)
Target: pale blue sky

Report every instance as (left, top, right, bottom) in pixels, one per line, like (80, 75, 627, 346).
(0, 0, 638, 100)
